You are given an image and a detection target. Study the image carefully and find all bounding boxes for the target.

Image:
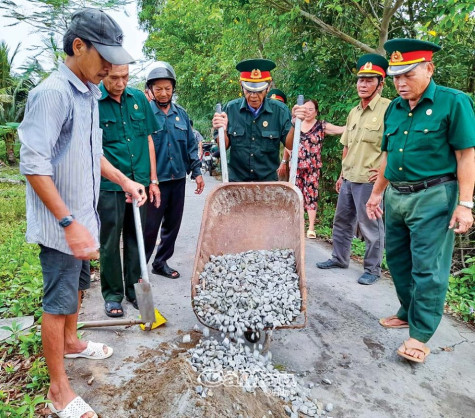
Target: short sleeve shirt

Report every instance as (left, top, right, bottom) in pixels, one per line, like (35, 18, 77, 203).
(382, 80, 475, 182)
(223, 97, 292, 182)
(340, 94, 391, 183)
(99, 85, 158, 191)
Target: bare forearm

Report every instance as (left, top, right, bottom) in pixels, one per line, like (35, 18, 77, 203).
(455, 148, 475, 202)
(285, 127, 294, 149)
(372, 153, 389, 195)
(100, 156, 131, 190)
(148, 135, 158, 181)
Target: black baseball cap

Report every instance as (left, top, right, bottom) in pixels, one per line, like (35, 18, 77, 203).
(68, 8, 135, 65)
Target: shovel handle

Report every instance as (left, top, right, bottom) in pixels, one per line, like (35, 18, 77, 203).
(289, 94, 304, 185)
(216, 103, 229, 183)
(133, 199, 150, 284)
(78, 319, 145, 328)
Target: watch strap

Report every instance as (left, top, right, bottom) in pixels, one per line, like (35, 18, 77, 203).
(59, 215, 75, 228)
(459, 201, 474, 209)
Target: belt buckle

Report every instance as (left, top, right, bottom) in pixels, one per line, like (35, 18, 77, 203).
(397, 185, 413, 193)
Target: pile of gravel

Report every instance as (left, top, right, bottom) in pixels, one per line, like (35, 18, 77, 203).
(193, 249, 302, 340)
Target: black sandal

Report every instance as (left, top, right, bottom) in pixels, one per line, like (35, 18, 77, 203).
(127, 298, 139, 310)
(105, 301, 123, 318)
(152, 262, 180, 279)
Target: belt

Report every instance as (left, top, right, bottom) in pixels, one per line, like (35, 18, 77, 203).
(390, 174, 456, 194)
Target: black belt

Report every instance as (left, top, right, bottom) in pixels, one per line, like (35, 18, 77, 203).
(390, 174, 456, 194)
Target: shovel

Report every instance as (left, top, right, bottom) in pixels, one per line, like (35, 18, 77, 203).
(132, 197, 156, 324)
(289, 94, 304, 185)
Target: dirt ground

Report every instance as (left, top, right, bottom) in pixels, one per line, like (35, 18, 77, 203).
(92, 331, 289, 418)
(61, 176, 475, 418)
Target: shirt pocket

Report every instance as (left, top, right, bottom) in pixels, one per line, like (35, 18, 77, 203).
(261, 130, 280, 152)
(362, 121, 382, 143)
(346, 122, 358, 146)
(412, 120, 442, 150)
(174, 122, 188, 142)
(384, 125, 399, 152)
(100, 117, 120, 143)
(130, 111, 148, 136)
(228, 127, 246, 148)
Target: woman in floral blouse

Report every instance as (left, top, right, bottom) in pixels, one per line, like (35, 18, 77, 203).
(279, 99, 345, 238)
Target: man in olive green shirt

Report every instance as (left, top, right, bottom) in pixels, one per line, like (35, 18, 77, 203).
(367, 39, 475, 363)
(212, 58, 305, 182)
(317, 54, 390, 285)
(98, 64, 159, 317)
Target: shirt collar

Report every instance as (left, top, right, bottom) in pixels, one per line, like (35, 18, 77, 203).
(396, 79, 436, 109)
(59, 63, 101, 99)
(98, 83, 133, 101)
(357, 93, 381, 111)
(151, 100, 177, 115)
(239, 97, 273, 117)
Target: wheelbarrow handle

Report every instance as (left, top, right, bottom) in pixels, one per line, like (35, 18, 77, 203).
(133, 199, 150, 284)
(289, 94, 304, 185)
(216, 103, 229, 183)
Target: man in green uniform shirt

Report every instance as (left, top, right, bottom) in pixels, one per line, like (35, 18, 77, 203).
(98, 64, 160, 317)
(366, 39, 475, 363)
(212, 59, 306, 182)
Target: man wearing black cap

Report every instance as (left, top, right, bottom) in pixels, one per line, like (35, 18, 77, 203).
(19, 8, 141, 417)
(212, 58, 306, 182)
(366, 39, 475, 363)
(317, 54, 390, 286)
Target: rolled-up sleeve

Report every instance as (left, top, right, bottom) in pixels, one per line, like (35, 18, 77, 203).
(19, 89, 69, 176)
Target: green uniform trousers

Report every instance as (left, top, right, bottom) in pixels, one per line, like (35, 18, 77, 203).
(384, 181, 457, 343)
(98, 190, 146, 303)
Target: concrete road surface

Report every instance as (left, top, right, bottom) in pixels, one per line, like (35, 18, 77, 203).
(72, 174, 475, 418)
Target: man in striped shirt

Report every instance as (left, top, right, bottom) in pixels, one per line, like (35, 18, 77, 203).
(19, 8, 144, 418)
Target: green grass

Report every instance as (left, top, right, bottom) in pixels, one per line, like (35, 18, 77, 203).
(0, 167, 48, 417)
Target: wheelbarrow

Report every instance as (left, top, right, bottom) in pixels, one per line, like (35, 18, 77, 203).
(191, 98, 307, 347)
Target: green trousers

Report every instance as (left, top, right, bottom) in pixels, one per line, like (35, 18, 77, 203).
(98, 190, 146, 303)
(385, 181, 457, 343)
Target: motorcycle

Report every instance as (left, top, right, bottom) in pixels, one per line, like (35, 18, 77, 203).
(201, 142, 216, 176)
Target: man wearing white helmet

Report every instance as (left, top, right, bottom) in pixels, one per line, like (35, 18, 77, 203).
(144, 61, 204, 279)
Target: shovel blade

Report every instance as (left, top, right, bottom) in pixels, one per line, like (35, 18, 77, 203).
(134, 282, 155, 323)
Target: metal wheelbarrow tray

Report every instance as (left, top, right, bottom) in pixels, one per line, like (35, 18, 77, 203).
(191, 181, 307, 335)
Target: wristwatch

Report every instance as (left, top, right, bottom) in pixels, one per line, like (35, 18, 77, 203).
(281, 159, 288, 164)
(458, 201, 474, 209)
(58, 215, 75, 228)
(150, 179, 159, 185)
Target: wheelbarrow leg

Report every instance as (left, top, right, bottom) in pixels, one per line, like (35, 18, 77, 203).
(262, 330, 273, 354)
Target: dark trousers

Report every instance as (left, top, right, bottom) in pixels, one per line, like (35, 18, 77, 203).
(144, 178, 186, 269)
(98, 190, 146, 303)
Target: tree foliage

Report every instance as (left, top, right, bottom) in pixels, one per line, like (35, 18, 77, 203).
(138, 0, 474, 211)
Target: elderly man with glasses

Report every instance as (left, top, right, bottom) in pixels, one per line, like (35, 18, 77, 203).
(212, 58, 305, 182)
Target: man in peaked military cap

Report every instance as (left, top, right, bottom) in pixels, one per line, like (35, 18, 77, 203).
(212, 58, 306, 182)
(366, 39, 475, 363)
(267, 88, 287, 104)
(317, 53, 390, 286)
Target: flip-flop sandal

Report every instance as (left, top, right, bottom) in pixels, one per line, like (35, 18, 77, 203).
(152, 263, 180, 279)
(104, 301, 123, 318)
(64, 341, 113, 360)
(307, 230, 316, 239)
(47, 396, 98, 418)
(397, 341, 430, 363)
(379, 315, 409, 328)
